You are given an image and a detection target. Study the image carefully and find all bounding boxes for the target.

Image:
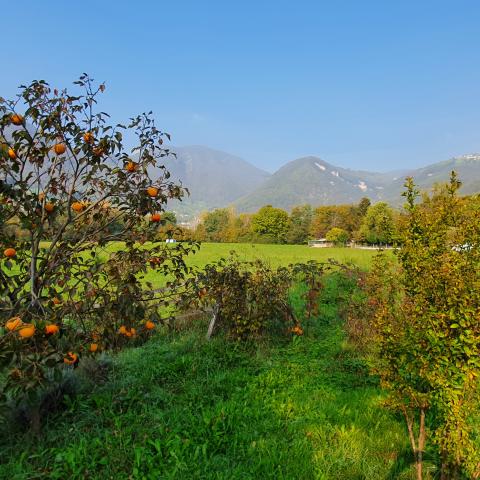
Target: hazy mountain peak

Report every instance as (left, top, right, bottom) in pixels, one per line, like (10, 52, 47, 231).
(163, 145, 270, 219)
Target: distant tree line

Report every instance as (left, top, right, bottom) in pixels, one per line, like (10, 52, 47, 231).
(192, 197, 403, 245)
(191, 190, 480, 245)
(9, 188, 475, 247)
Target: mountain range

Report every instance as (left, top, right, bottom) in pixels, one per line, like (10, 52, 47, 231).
(8, 124, 478, 219)
(165, 146, 480, 220)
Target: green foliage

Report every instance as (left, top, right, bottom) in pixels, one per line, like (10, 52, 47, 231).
(326, 227, 349, 246)
(290, 260, 333, 321)
(201, 208, 231, 242)
(286, 204, 313, 244)
(251, 205, 289, 244)
(192, 197, 379, 246)
(228, 213, 255, 242)
(357, 201, 397, 244)
(309, 198, 370, 240)
(162, 211, 177, 225)
(184, 255, 297, 340)
(357, 197, 371, 217)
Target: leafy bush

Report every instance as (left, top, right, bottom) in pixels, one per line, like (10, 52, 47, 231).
(183, 256, 300, 340)
(290, 260, 332, 321)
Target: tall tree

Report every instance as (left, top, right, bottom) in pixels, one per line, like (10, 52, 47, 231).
(224, 212, 253, 243)
(357, 202, 396, 244)
(356, 197, 371, 218)
(310, 204, 358, 238)
(286, 204, 313, 244)
(325, 227, 349, 245)
(251, 205, 289, 243)
(348, 175, 480, 478)
(202, 208, 231, 242)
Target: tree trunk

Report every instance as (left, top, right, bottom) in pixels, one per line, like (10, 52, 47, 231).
(206, 305, 219, 340)
(30, 405, 41, 436)
(440, 450, 453, 480)
(403, 406, 425, 480)
(417, 408, 426, 480)
(30, 232, 40, 309)
(416, 461, 422, 480)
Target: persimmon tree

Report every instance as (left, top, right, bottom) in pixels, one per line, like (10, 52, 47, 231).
(180, 257, 344, 341)
(0, 75, 198, 431)
(346, 174, 480, 479)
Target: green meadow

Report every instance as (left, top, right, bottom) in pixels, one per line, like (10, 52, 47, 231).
(107, 242, 381, 288)
(92, 241, 380, 266)
(33, 242, 381, 288)
(181, 243, 380, 269)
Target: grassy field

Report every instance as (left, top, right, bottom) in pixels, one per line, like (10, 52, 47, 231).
(31, 242, 381, 290)
(8, 242, 380, 291)
(136, 242, 381, 288)
(38, 241, 379, 288)
(187, 243, 379, 268)
(0, 275, 417, 480)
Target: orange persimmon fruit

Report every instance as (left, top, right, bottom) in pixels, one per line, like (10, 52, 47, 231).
(145, 320, 155, 330)
(71, 201, 85, 213)
(45, 324, 60, 335)
(53, 143, 66, 155)
(6, 316, 22, 331)
(11, 114, 23, 125)
(18, 324, 36, 338)
(4, 248, 16, 258)
(147, 187, 158, 197)
(64, 352, 78, 365)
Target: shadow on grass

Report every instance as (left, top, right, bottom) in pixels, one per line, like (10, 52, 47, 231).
(385, 447, 415, 480)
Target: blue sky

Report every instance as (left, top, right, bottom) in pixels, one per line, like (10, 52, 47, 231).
(2, 0, 480, 172)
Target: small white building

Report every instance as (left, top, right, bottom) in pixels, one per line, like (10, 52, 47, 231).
(308, 238, 334, 248)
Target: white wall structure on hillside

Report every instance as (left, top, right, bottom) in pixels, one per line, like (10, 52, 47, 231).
(357, 181, 367, 192)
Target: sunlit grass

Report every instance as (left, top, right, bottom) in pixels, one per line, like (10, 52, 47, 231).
(21, 242, 382, 290)
(40, 240, 382, 269)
